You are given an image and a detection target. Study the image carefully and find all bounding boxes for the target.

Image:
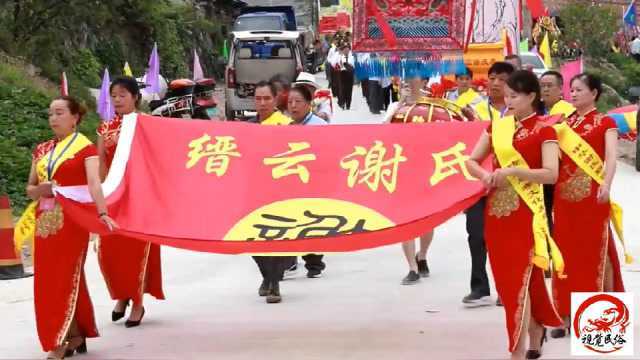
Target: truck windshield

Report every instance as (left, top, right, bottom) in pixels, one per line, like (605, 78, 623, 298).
(236, 40, 294, 60)
(234, 16, 284, 31)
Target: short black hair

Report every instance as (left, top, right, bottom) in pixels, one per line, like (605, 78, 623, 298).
(110, 76, 141, 106)
(506, 70, 544, 114)
(255, 80, 277, 97)
(570, 73, 603, 101)
(541, 70, 564, 86)
(289, 85, 313, 103)
(488, 61, 515, 76)
(269, 74, 291, 91)
(456, 67, 473, 79)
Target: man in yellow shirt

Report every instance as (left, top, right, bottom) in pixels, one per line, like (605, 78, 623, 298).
(540, 71, 575, 118)
(251, 80, 295, 304)
(252, 81, 293, 125)
(446, 67, 483, 108)
(467, 62, 514, 122)
(462, 61, 514, 308)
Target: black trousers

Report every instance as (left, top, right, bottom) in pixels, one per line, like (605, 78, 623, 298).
(367, 80, 384, 114)
(382, 85, 393, 111)
(361, 79, 370, 105)
(253, 256, 296, 282)
(338, 69, 354, 109)
(325, 60, 332, 88)
(302, 254, 325, 272)
(465, 197, 490, 296)
(330, 68, 340, 98)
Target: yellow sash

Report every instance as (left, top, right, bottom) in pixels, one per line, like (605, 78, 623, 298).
(554, 122, 633, 264)
(14, 133, 93, 253)
(261, 111, 294, 125)
(474, 101, 501, 122)
(455, 89, 482, 108)
(493, 116, 566, 277)
(549, 100, 575, 118)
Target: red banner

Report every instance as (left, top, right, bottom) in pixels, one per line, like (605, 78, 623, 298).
(56, 114, 488, 254)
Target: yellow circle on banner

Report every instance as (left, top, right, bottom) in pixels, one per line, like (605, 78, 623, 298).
(223, 198, 394, 241)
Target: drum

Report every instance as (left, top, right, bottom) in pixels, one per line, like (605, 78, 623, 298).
(390, 97, 469, 123)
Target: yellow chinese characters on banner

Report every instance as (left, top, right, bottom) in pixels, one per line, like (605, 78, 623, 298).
(430, 142, 475, 186)
(186, 134, 241, 176)
(185, 135, 476, 193)
(340, 141, 407, 193)
(263, 142, 316, 183)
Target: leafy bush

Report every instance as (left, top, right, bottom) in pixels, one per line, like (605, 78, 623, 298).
(559, 3, 618, 60)
(0, 63, 98, 214)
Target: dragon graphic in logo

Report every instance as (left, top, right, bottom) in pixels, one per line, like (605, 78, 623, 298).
(573, 293, 630, 354)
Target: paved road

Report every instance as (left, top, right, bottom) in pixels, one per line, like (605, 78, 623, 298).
(1, 73, 639, 359)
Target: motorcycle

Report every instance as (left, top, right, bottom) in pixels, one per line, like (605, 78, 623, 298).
(149, 78, 221, 120)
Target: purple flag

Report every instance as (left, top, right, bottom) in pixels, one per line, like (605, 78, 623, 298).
(97, 68, 115, 122)
(144, 43, 160, 94)
(193, 49, 204, 81)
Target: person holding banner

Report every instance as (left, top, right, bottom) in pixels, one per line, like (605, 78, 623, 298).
(383, 76, 435, 285)
(27, 96, 117, 359)
(466, 71, 564, 359)
(251, 80, 296, 303)
(288, 85, 329, 278)
(550, 73, 626, 339)
(461, 62, 514, 308)
(97, 77, 165, 327)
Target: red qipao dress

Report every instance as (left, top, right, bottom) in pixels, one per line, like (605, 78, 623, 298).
(484, 114, 563, 352)
(32, 133, 99, 351)
(96, 115, 165, 303)
(552, 109, 625, 317)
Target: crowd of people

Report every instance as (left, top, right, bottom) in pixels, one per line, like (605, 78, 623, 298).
(23, 46, 627, 360)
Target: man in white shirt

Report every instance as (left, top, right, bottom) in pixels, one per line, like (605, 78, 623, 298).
(330, 44, 355, 110)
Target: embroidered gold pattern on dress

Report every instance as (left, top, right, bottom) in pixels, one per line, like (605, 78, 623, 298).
(512, 254, 534, 352)
(36, 202, 64, 238)
(137, 242, 151, 301)
(488, 185, 520, 217)
(101, 128, 120, 149)
(559, 167, 592, 202)
(55, 249, 84, 347)
(596, 221, 608, 292)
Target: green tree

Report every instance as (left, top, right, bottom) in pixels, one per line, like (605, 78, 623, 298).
(558, 3, 618, 60)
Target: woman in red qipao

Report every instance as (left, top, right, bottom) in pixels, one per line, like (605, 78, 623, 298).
(466, 71, 563, 360)
(28, 97, 117, 359)
(550, 73, 625, 338)
(97, 77, 165, 328)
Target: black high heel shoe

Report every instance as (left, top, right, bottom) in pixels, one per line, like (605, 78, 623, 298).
(125, 307, 145, 328)
(550, 326, 570, 338)
(111, 300, 130, 322)
(64, 337, 87, 357)
(525, 328, 547, 359)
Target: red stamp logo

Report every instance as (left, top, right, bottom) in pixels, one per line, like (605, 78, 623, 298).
(572, 293, 633, 356)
